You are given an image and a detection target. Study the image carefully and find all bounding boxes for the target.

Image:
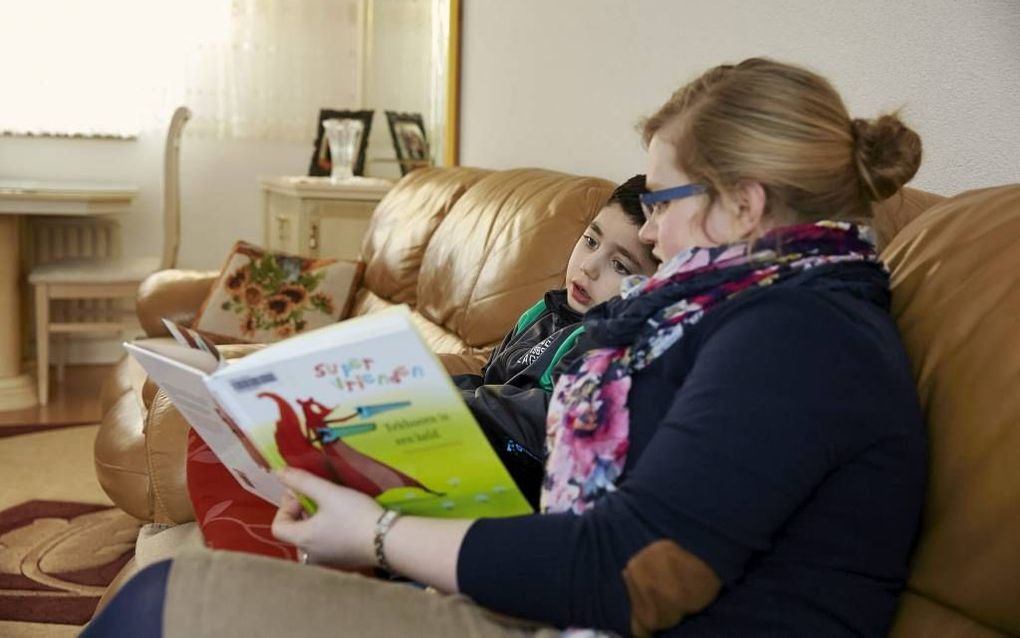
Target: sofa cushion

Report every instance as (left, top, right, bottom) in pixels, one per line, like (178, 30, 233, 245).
(884, 184, 1020, 636)
(416, 168, 614, 349)
(192, 240, 363, 343)
(358, 166, 491, 307)
(186, 430, 298, 560)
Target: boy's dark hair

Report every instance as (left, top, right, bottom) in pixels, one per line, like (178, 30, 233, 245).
(606, 174, 647, 228)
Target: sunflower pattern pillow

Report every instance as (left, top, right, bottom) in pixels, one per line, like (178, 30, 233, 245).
(193, 241, 363, 343)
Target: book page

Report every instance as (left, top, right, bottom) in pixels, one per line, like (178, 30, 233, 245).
(205, 305, 533, 518)
(161, 318, 225, 370)
(129, 339, 220, 375)
(123, 342, 286, 505)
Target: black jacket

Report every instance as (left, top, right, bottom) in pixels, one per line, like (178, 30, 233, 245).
(453, 289, 583, 507)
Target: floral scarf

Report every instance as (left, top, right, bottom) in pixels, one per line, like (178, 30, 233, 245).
(540, 221, 883, 514)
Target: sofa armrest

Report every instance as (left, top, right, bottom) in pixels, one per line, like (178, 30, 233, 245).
(95, 357, 155, 521)
(96, 339, 266, 525)
(146, 390, 197, 524)
(136, 269, 219, 337)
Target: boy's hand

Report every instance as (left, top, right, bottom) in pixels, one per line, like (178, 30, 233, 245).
(271, 468, 384, 568)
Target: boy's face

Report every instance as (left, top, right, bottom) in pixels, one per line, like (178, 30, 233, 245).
(564, 203, 659, 313)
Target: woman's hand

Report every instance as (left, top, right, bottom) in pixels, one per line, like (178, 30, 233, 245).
(271, 468, 384, 568)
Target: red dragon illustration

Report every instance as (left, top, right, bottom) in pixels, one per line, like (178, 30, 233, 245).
(257, 392, 437, 497)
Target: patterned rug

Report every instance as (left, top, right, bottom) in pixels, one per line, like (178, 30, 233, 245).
(0, 422, 141, 633)
(0, 500, 141, 625)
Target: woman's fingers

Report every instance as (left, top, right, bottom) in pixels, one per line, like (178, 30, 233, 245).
(270, 470, 384, 568)
(278, 490, 305, 518)
(278, 468, 336, 502)
(271, 491, 308, 544)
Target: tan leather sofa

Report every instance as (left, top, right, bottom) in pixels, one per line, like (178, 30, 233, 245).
(883, 185, 1020, 637)
(94, 166, 1020, 636)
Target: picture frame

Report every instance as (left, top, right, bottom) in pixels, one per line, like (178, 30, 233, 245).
(308, 109, 374, 177)
(385, 111, 431, 176)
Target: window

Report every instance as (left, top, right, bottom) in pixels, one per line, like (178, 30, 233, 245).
(0, 0, 361, 141)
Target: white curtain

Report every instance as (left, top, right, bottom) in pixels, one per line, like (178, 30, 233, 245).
(0, 0, 363, 141)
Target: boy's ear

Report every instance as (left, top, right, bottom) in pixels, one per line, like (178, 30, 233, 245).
(733, 180, 767, 237)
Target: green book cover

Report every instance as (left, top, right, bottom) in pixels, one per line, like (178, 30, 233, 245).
(202, 305, 534, 518)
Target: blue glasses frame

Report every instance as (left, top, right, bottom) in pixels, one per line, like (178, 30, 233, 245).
(639, 183, 708, 218)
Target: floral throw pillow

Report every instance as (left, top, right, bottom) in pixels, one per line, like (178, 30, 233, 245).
(193, 241, 363, 343)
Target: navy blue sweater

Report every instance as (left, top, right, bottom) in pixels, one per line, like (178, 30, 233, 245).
(456, 270, 926, 636)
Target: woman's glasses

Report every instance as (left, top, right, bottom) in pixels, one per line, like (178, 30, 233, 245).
(639, 183, 708, 219)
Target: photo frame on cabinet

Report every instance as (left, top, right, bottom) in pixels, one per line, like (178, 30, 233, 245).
(385, 111, 431, 176)
(308, 109, 374, 177)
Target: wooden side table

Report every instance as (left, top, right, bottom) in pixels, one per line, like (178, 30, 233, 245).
(261, 177, 393, 260)
(0, 179, 136, 411)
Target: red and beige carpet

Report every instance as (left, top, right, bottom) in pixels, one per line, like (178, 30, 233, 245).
(0, 422, 141, 637)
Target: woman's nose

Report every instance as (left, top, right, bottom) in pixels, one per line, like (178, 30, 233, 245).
(638, 219, 656, 244)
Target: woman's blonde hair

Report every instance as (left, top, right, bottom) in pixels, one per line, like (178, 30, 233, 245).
(642, 58, 922, 225)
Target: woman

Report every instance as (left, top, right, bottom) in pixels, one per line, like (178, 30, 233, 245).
(84, 58, 926, 637)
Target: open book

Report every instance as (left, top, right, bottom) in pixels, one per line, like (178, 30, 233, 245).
(124, 305, 533, 518)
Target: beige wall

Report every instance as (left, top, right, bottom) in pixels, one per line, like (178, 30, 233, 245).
(459, 0, 1020, 195)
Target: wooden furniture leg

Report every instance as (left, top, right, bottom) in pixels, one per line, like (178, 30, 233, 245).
(0, 216, 38, 410)
(35, 283, 50, 405)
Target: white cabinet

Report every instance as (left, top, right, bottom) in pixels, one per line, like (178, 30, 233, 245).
(261, 177, 392, 259)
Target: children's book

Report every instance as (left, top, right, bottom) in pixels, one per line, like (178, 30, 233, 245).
(123, 305, 533, 518)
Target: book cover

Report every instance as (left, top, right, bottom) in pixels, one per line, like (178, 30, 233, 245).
(125, 305, 533, 519)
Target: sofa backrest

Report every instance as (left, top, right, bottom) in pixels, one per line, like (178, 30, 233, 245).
(872, 187, 946, 250)
(417, 168, 613, 348)
(883, 184, 1020, 637)
(351, 167, 614, 366)
(354, 166, 492, 310)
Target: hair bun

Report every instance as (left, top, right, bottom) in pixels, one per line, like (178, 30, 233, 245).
(852, 114, 922, 202)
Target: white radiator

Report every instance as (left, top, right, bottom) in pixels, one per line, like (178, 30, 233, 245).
(28, 217, 122, 264)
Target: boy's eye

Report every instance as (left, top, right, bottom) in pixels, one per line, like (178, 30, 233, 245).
(610, 259, 632, 276)
(583, 234, 597, 249)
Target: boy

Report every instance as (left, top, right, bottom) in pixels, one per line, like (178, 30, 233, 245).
(456, 175, 658, 505)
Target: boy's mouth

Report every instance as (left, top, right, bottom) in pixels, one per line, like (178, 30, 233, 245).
(569, 281, 592, 307)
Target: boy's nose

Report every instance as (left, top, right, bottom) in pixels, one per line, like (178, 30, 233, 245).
(581, 257, 599, 280)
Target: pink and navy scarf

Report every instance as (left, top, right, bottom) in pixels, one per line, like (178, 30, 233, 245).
(540, 221, 883, 514)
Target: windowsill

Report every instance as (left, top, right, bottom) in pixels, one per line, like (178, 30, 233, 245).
(1, 131, 138, 141)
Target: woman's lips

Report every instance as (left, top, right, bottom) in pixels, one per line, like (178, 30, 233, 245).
(570, 281, 592, 306)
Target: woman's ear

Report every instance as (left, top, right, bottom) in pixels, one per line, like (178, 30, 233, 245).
(733, 180, 767, 237)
